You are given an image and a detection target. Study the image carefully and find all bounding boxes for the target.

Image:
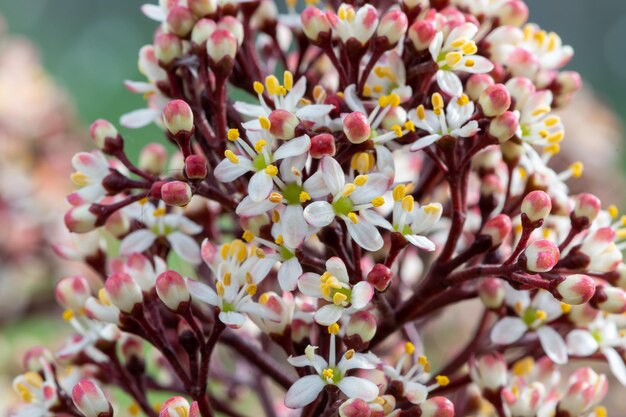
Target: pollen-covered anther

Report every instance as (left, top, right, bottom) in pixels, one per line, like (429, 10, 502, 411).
(328, 323, 340, 334)
(371, 197, 385, 207)
(348, 213, 359, 224)
(264, 165, 278, 176)
(224, 150, 239, 164)
(269, 192, 283, 203)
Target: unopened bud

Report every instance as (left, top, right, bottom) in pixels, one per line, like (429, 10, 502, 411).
(206, 29, 238, 63)
(72, 380, 113, 417)
(500, 139, 524, 165)
(553, 274, 595, 305)
(497, 0, 528, 26)
(301, 6, 331, 43)
(310, 133, 336, 158)
(268, 109, 299, 140)
(469, 353, 507, 391)
(139, 143, 168, 175)
(161, 181, 192, 206)
(154, 33, 183, 65)
(466, 74, 495, 101)
(481, 215, 512, 247)
(218, 16, 244, 46)
(189, 0, 218, 18)
(105, 272, 143, 313)
(160, 397, 200, 417)
(408, 20, 436, 51)
(593, 285, 626, 314)
(120, 335, 144, 363)
(573, 193, 601, 224)
(185, 155, 207, 179)
(556, 71, 582, 95)
(56, 276, 91, 312)
(156, 271, 191, 311)
(339, 398, 371, 417)
(343, 111, 371, 144)
(557, 368, 608, 417)
(489, 111, 519, 143)
(505, 76, 535, 105)
(89, 119, 118, 150)
(523, 239, 560, 272)
(163, 100, 194, 135)
(479, 84, 511, 117)
(346, 310, 377, 343)
(521, 190, 552, 223)
(367, 264, 393, 292)
(65, 205, 98, 234)
(167, 6, 195, 37)
(191, 18, 217, 46)
(377, 10, 408, 46)
(420, 396, 455, 417)
(478, 278, 505, 309)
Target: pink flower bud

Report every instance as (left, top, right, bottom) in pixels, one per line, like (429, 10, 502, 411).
(160, 397, 200, 417)
(420, 396, 455, 417)
(497, 0, 528, 27)
(206, 29, 238, 63)
(120, 335, 144, 362)
(188, 0, 218, 18)
(217, 16, 244, 47)
(480, 174, 503, 197)
(156, 271, 191, 311)
(521, 190, 552, 222)
(301, 6, 331, 43)
(163, 100, 194, 135)
(191, 18, 217, 46)
(557, 368, 607, 417)
(185, 155, 207, 179)
(554, 274, 595, 305)
(466, 74, 495, 101)
(65, 205, 98, 234)
(167, 6, 195, 37)
(346, 310, 377, 343)
(479, 84, 511, 117)
(469, 353, 507, 391)
(556, 71, 582, 95)
(89, 119, 118, 150)
(488, 111, 519, 143)
(105, 273, 143, 313)
(339, 398, 371, 417)
(524, 239, 560, 272)
(139, 143, 168, 175)
(478, 278, 505, 309)
(481, 215, 512, 247)
(310, 133, 336, 158)
(343, 112, 371, 144)
(377, 10, 408, 46)
(161, 181, 193, 206)
(154, 33, 183, 65)
(367, 264, 393, 292)
(268, 109, 300, 140)
(594, 286, 626, 314)
(504, 77, 535, 105)
(56, 276, 91, 312)
(573, 193, 601, 223)
(408, 20, 436, 51)
(72, 380, 112, 417)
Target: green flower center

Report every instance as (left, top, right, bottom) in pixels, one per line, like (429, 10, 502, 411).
(279, 246, 295, 260)
(283, 183, 304, 205)
(332, 197, 353, 216)
(253, 153, 268, 171)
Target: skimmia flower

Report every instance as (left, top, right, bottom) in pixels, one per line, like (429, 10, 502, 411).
(67, 151, 111, 206)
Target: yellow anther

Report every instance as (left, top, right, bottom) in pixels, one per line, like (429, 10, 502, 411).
(153, 206, 167, 217)
(15, 383, 34, 403)
(259, 293, 270, 304)
(275, 234, 284, 245)
(129, 403, 141, 416)
(378, 95, 390, 108)
(313, 85, 326, 103)
(254, 139, 267, 152)
(242, 230, 254, 242)
(542, 228, 551, 239)
(536, 309, 547, 321)
(514, 300, 524, 315)
(320, 284, 331, 298)
(388, 93, 401, 107)
(220, 243, 231, 260)
(70, 172, 89, 187)
(404, 342, 415, 355)
(464, 59, 475, 68)
(354, 175, 368, 187)
(544, 144, 560, 155)
(286, 0, 297, 8)
(216, 281, 225, 297)
(222, 272, 232, 286)
(265, 164, 278, 176)
(570, 161, 584, 178)
(345, 349, 355, 360)
(338, 7, 347, 20)
(456, 94, 470, 106)
(231, 239, 247, 262)
(416, 105, 426, 121)
(62, 309, 74, 321)
(139, 197, 149, 205)
(432, 93, 444, 111)
(418, 355, 428, 366)
(539, 129, 549, 138)
(423, 203, 441, 214)
(392, 124, 403, 138)
(405, 120, 415, 132)
(371, 196, 385, 207)
(322, 368, 334, 380)
(278, 86, 287, 96)
(269, 192, 283, 203)
(259, 116, 271, 130)
(547, 131, 564, 143)
(608, 205, 619, 219)
(511, 385, 520, 398)
(451, 38, 466, 48)
(253, 81, 265, 95)
(23, 372, 43, 389)
(333, 292, 348, 305)
(227, 128, 240, 141)
(265, 75, 280, 95)
(544, 116, 560, 127)
(402, 195, 415, 212)
(351, 152, 375, 174)
(342, 183, 356, 197)
(299, 191, 311, 203)
(284, 71, 294, 91)
(512, 357, 534, 376)
(363, 84, 372, 97)
(436, 375, 450, 386)
(594, 406, 608, 417)
(320, 272, 332, 283)
(255, 248, 265, 258)
(616, 228, 626, 240)
(348, 212, 359, 224)
(393, 184, 407, 201)
(373, 85, 383, 93)
(532, 105, 551, 117)
(518, 167, 527, 180)
(462, 41, 478, 55)
(246, 284, 257, 296)
(445, 51, 463, 67)
(561, 303, 572, 314)
(224, 149, 239, 164)
(328, 323, 340, 334)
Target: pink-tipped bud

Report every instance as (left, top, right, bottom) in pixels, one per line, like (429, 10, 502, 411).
(556, 71, 582, 95)
(481, 215, 512, 247)
(466, 74, 495, 101)
(189, 0, 218, 18)
(346, 310, 377, 343)
(156, 271, 191, 311)
(343, 112, 371, 144)
(161, 181, 192, 206)
(553, 274, 595, 305)
(479, 84, 511, 117)
(557, 368, 608, 417)
(573, 193, 601, 223)
(469, 353, 507, 391)
(120, 335, 144, 362)
(480, 174, 503, 197)
(521, 190, 552, 223)
(310, 133, 336, 158)
(185, 155, 207, 180)
(301, 6, 331, 43)
(167, 6, 195, 37)
(420, 396, 455, 417)
(105, 273, 143, 313)
(72, 380, 113, 417)
(593, 285, 626, 314)
(408, 20, 436, 51)
(268, 109, 299, 140)
(206, 29, 238, 63)
(478, 278, 505, 309)
(89, 119, 118, 150)
(217, 16, 244, 47)
(65, 205, 98, 234)
(154, 33, 183, 65)
(191, 18, 217, 46)
(160, 397, 200, 417)
(367, 264, 393, 292)
(55, 276, 91, 312)
(489, 111, 519, 143)
(377, 10, 408, 46)
(339, 398, 371, 417)
(523, 239, 560, 272)
(497, 0, 528, 27)
(163, 100, 194, 135)
(139, 143, 168, 175)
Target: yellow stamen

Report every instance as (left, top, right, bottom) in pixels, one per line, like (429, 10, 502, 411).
(299, 191, 311, 203)
(351, 152, 375, 174)
(246, 284, 257, 296)
(388, 93, 401, 107)
(608, 205, 619, 219)
(216, 281, 225, 297)
(393, 184, 407, 201)
(345, 349, 355, 360)
(465, 59, 475, 68)
(405, 120, 416, 132)
(561, 303, 572, 314)
(62, 309, 74, 321)
(322, 368, 334, 380)
(445, 51, 462, 67)
(328, 323, 340, 334)
(254, 139, 267, 152)
(348, 212, 359, 224)
(342, 183, 356, 197)
(265, 75, 280, 95)
(225, 150, 239, 164)
(265, 165, 278, 176)
(259, 116, 271, 130)
(70, 172, 89, 187)
(354, 175, 368, 187)
(371, 196, 385, 207)
(15, 383, 34, 403)
(536, 309, 547, 321)
(275, 234, 284, 245)
(456, 94, 470, 106)
(512, 357, 534, 376)
(283, 71, 293, 91)
(432, 93, 444, 110)
(462, 41, 477, 55)
(392, 124, 403, 138)
(223, 272, 232, 286)
(423, 203, 440, 214)
(594, 406, 607, 417)
(242, 230, 254, 242)
(23, 372, 43, 389)
(269, 192, 283, 203)
(436, 375, 450, 386)
(544, 116, 560, 127)
(404, 342, 415, 355)
(227, 128, 240, 141)
(378, 95, 390, 108)
(402, 195, 415, 212)
(333, 292, 348, 305)
(253, 81, 264, 95)
(128, 403, 141, 416)
(570, 161, 584, 178)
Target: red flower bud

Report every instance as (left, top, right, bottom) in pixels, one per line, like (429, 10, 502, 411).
(594, 286, 626, 314)
(524, 239, 560, 272)
(89, 119, 118, 150)
(188, 0, 218, 18)
(191, 18, 217, 46)
(65, 205, 98, 234)
(420, 396, 455, 417)
(268, 109, 299, 140)
(163, 100, 194, 135)
(466, 74, 495, 101)
(301, 6, 331, 43)
(553, 274, 595, 305)
(166, 6, 195, 37)
(206, 29, 238, 63)
(139, 143, 168, 175)
(185, 155, 207, 180)
(497, 0, 528, 27)
(481, 214, 512, 247)
(161, 181, 193, 206)
(55, 276, 91, 312)
(154, 33, 183, 65)
(156, 271, 191, 311)
(489, 111, 519, 143)
(367, 264, 393, 292)
(310, 133, 336, 158)
(105, 272, 143, 313)
(408, 20, 436, 51)
(521, 190, 552, 222)
(346, 310, 377, 343)
(573, 193, 601, 223)
(338, 398, 371, 417)
(343, 111, 371, 144)
(479, 84, 511, 117)
(377, 10, 408, 46)
(478, 278, 505, 309)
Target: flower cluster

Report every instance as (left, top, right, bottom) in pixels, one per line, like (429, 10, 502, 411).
(12, 1, 626, 417)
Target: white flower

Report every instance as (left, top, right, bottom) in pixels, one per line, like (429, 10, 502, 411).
(408, 93, 480, 152)
(12, 362, 58, 417)
(66, 151, 110, 206)
(187, 239, 279, 328)
(298, 257, 374, 325)
(303, 157, 390, 251)
(491, 284, 568, 364)
(361, 51, 412, 102)
(120, 201, 202, 265)
(429, 23, 494, 96)
(57, 312, 121, 363)
(325, 4, 379, 46)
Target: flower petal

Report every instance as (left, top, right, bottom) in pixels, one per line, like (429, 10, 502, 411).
(566, 330, 598, 357)
(284, 375, 325, 409)
(325, 257, 349, 283)
(273, 135, 311, 160)
(168, 232, 201, 265)
(281, 205, 307, 248)
(405, 235, 436, 251)
(345, 217, 384, 251)
(404, 381, 428, 405)
(248, 171, 274, 202)
(214, 158, 253, 182)
(278, 258, 302, 292)
(436, 70, 463, 97)
(350, 282, 374, 310)
(219, 311, 247, 328)
(119, 230, 157, 256)
(320, 156, 345, 196)
(537, 326, 568, 365)
(120, 108, 160, 128)
(303, 201, 335, 228)
(602, 346, 626, 386)
(314, 304, 344, 325)
(298, 273, 323, 298)
(236, 196, 278, 217)
(490, 317, 527, 345)
(187, 280, 220, 306)
(336, 377, 379, 402)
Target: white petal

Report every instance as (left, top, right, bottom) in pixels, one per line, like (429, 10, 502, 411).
(273, 135, 311, 160)
(248, 171, 274, 202)
(314, 304, 344, 325)
(141, 4, 166, 21)
(119, 230, 156, 256)
(490, 317, 527, 344)
(303, 171, 330, 198)
(350, 282, 374, 309)
(566, 330, 598, 357)
(337, 352, 377, 372)
(284, 375, 325, 409)
(405, 235, 436, 251)
(284, 77, 307, 111)
(428, 32, 444, 60)
(345, 218, 384, 251)
(239, 301, 280, 321)
(325, 257, 350, 283)
(278, 258, 302, 292)
(124, 80, 154, 93)
(236, 196, 278, 217)
(214, 158, 252, 182)
(281, 205, 308, 248)
(537, 326, 568, 365)
(436, 70, 463, 97)
(187, 280, 220, 306)
(298, 273, 323, 298)
(336, 377, 379, 402)
(219, 311, 247, 328)
(295, 105, 335, 120)
(602, 347, 626, 386)
(233, 102, 266, 118)
(120, 108, 160, 128)
(303, 201, 335, 228)
(320, 157, 346, 196)
(343, 84, 367, 114)
(168, 232, 201, 265)
(452, 121, 480, 138)
(409, 134, 442, 152)
(404, 381, 428, 405)
(462, 56, 494, 74)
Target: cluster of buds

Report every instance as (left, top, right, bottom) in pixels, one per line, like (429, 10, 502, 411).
(12, 1, 626, 417)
